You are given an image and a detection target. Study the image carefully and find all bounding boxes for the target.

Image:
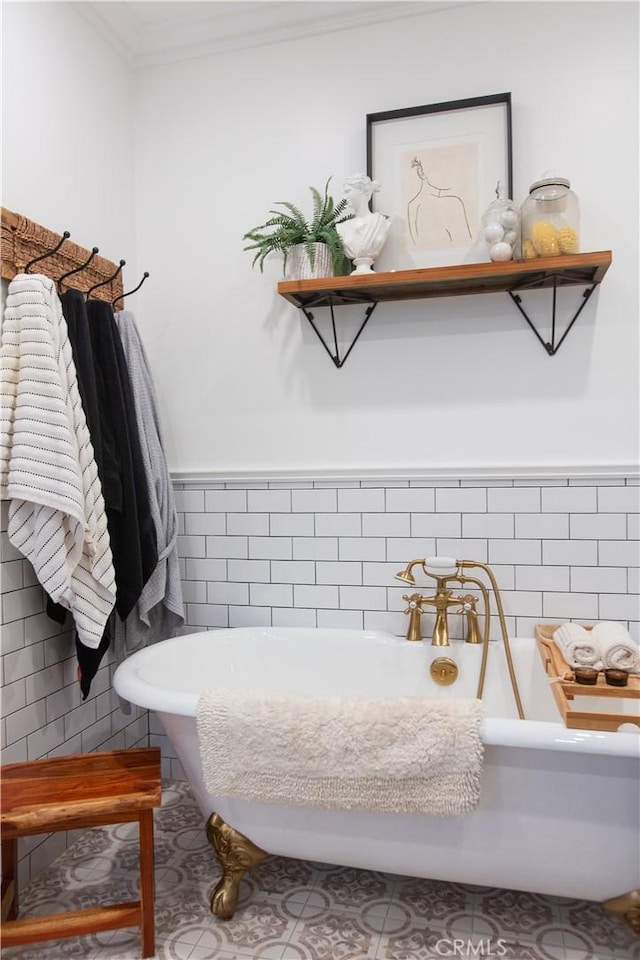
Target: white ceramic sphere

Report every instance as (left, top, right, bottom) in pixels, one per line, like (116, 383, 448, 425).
(499, 209, 519, 228)
(490, 241, 514, 262)
(484, 222, 504, 244)
(503, 229, 518, 245)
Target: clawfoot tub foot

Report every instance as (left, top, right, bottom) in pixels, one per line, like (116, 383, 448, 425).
(602, 889, 640, 937)
(205, 813, 268, 920)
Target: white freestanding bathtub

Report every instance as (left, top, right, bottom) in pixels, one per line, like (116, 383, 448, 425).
(114, 627, 640, 904)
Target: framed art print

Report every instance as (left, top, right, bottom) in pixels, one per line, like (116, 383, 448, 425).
(366, 93, 513, 270)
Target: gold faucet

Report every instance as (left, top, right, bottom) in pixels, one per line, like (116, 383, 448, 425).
(397, 560, 480, 646)
(395, 557, 525, 719)
(402, 582, 463, 644)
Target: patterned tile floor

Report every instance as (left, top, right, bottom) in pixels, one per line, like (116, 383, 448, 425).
(2, 781, 638, 960)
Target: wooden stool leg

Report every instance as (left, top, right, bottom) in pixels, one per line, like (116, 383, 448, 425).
(1, 837, 18, 922)
(139, 810, 155, 958)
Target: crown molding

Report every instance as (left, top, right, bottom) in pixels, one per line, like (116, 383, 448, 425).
(73, 4, 139, 67)
(74, 2, 474, 70)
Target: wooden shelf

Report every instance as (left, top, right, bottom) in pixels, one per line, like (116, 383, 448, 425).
(277, 251, 612, 308)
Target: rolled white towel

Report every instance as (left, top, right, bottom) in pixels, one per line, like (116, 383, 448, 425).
(591, 622, 639, 673)
(553, 623, 602, 669)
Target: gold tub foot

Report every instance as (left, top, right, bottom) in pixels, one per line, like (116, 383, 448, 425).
(205, 813, 268, 920)
(602, 889, 640, 937)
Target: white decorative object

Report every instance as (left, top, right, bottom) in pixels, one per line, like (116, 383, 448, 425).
(484, 181, 521, 261)
(489, 241, 514, 262)
(466, 180, 521, 264)
(337, 173, 391, 274)
(484, 222, 504, 245)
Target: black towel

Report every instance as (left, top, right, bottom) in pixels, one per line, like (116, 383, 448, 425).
(86, 298, 158, 617)
(72, 299, 158, 699)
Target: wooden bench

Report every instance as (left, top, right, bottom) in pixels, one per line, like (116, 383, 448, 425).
(1, 747, 161, 957)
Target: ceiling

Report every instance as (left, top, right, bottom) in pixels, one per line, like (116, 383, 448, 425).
(78, 1, 472, 68)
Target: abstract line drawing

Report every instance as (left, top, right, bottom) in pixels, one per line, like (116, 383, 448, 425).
(406, 156, 473, 248)
(367, 93, 511, 267)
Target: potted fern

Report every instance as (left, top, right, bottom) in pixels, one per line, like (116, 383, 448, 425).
(243, 178, 353, 279)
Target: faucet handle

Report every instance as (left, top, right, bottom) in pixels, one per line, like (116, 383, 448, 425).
(402, 593, 423, 614)
(456, 594, 478, 613)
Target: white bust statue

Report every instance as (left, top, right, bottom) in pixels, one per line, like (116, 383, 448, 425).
(337, 173, 391, 274)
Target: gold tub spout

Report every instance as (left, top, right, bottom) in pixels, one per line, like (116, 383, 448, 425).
(431, 579, 460, 646)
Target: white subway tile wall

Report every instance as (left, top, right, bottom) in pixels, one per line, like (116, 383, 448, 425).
(0, 500, 149, 889)
(174, 477, 639, 645)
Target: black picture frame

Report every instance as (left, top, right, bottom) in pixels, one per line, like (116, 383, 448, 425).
(366, 93, 513, 270)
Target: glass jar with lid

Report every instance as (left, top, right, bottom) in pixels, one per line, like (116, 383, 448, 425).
(480, 181, 521, 262)
(521, 172, 579, 260)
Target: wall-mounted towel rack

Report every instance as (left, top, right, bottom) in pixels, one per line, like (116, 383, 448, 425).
(1, 207, 124, 304)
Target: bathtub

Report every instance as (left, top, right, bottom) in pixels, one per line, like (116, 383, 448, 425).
(113, 627, 640, 904)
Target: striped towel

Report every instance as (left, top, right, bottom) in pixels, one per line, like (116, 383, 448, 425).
(0, 274, 116, 648)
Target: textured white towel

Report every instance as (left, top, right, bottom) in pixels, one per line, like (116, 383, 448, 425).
(0, 274, 116, 648)
(197, 689, 484, 817)
(591, 622, 639, 673)
(553, 623, 602, 669)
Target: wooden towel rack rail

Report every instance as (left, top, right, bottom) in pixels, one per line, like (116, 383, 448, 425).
(1, 206, 124, 304)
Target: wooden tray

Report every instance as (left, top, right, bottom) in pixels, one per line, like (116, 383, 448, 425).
(535, 624, 640, 732)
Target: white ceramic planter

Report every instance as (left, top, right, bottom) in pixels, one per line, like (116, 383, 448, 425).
(285, 243, 334, 280)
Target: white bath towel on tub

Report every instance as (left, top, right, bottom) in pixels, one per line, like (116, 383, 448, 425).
(196, 690, 484, 817)
(553, 623, 602, 669)
(590, 622, 640, 673)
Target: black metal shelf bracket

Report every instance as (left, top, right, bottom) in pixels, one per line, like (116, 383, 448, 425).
(300, 295, 378, 368)
(508, 273, 598, 356)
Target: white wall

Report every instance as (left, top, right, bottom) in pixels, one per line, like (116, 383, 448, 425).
(134, 1, 639, 476)
(1, 1, 137, 277)
(1, 2, 146, 887)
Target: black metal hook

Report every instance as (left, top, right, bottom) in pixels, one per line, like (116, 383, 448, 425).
(112, 271, 150, 310)
(57, 246, 99, 292)
(24, 230, 71, 273)
(86, 259, 125, 300)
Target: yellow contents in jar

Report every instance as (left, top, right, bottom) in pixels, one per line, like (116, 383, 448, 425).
(523, 239, 537, 260)
(557, 225, 579, 254)
(531, 221, 560, 257)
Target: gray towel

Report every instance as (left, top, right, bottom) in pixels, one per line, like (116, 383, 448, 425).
(114, 310, 184, 668)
